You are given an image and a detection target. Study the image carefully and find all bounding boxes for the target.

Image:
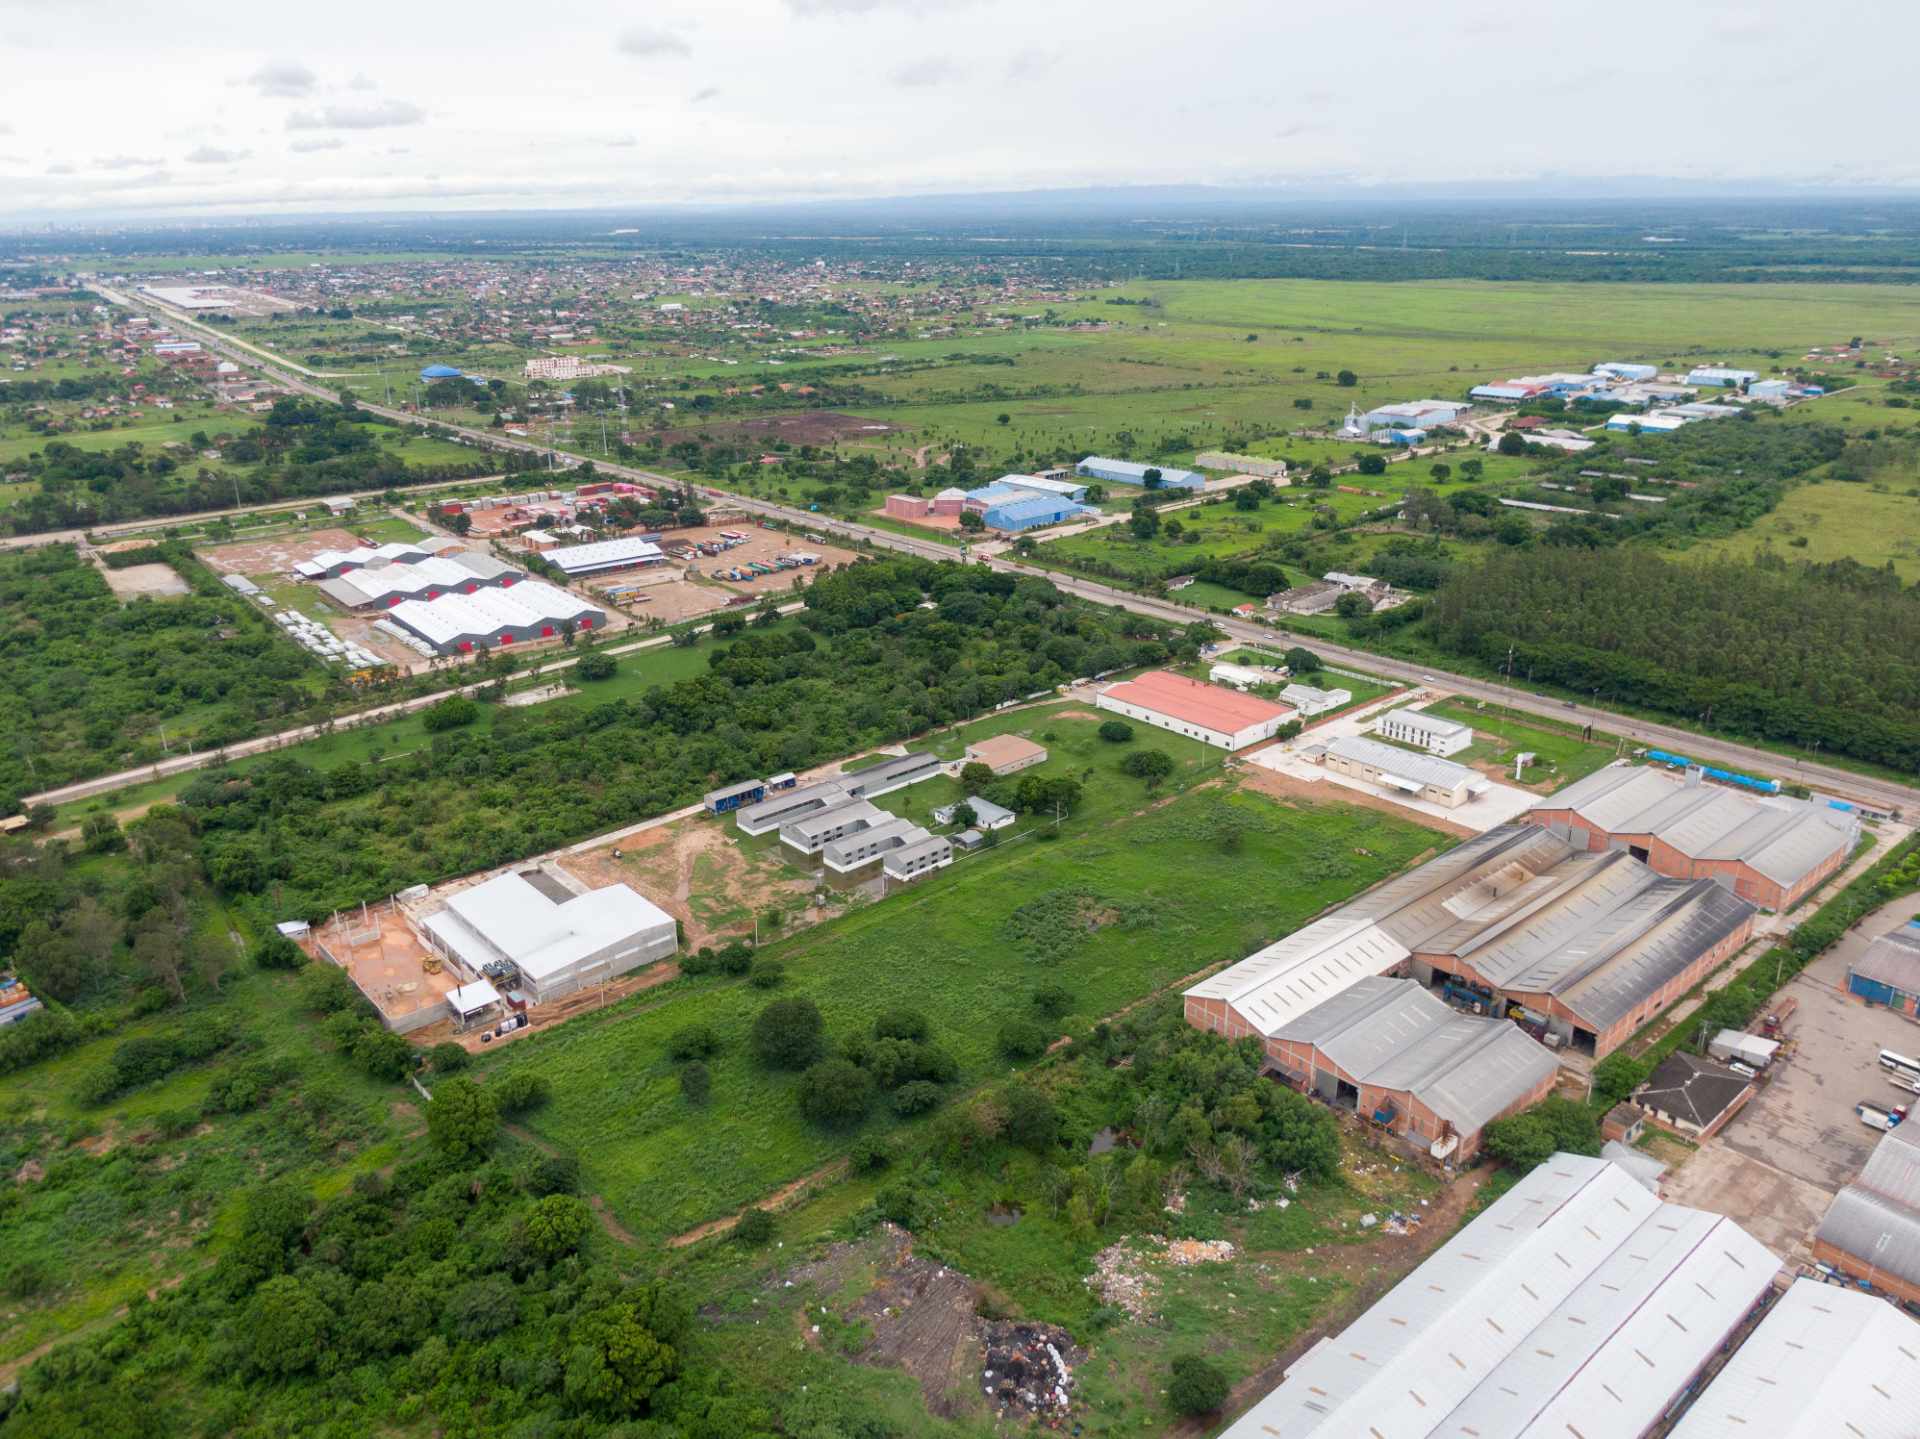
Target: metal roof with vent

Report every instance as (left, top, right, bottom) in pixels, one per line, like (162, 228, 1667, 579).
(1219, 1154, 1780, 1439)
(1667, 1278, 1920, 1439)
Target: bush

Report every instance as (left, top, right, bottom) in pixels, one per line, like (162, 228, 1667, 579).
(525, 1153, 581, 1196)
(1168, 1354, 1231, 1416)
(1097, 720, 1134, 743)
(797, 1057, 874, 1127)
(490, 1070, 549, 1116)
(428, 1042, 470, 1074)
(891, 1080, 945, 1116)
(426, 1077, 498, 1163)
(997, 1017, 1049, 1061)
(717, 940, 754, 976)
(732, 1207, 776, 1247)
(1118, 749, 1174, 784)
(296, 963, 363, 1016)
(679, 1060, 711, 1104)
(520, 1194, 592, 1263)
(1030, 984, 1075, 1019)
(748, 958, 786, 989)
(575, 650, 617, 681)
(751, 997, 825, 1070)
(667, 1023, 720, 1061)
(421, 695, 480, 732)
(849, 1134, 893, 1172)
(1591, 1052, 1650, 1106)
(872, 1007, 930, 1043)
(250, 933, 305, 971)
(1484, 1096, 1601, 1174)
(1002, 1083, 1060, 1151)
(680, 946, 716, 977)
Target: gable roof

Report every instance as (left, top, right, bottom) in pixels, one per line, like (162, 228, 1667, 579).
(1101, 669, 1292, 735)
(1636, 1051, 1752, 1129)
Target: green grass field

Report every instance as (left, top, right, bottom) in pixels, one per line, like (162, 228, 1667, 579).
(1415, 699, 1622, 789)
(485, 782, 1442, 1244)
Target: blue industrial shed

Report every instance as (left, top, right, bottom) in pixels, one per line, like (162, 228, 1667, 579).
(1075, 457, 1205, 490)
(982, 495, 1091, 532)
(420, 364, 465, 381)
(1847, 924, 1920, 1020)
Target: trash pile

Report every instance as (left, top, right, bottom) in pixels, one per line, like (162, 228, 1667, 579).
(1164, 1237, 1235, 1266)
(981, 1319, 1080, 1423)
(1086, 1240, 1156, 1319)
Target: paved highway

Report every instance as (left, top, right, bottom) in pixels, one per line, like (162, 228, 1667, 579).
(93, 288, 1920, 818)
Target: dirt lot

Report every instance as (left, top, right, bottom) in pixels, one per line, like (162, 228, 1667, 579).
(97, 560, 189, 599)
(567, 817, 820, 950)
(588, 571, 736, 624)
(1236, 761, 1476, 838)
(870, 506, 964, 532)
(676, 524, 860, 599)
(671, 410, 897, 448)
(197, 526, 368, 576)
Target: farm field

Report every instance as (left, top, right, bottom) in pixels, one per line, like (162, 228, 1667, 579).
(484, 783, 1444, 1245)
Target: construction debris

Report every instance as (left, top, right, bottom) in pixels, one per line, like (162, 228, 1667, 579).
(981, 1318, 1081, 1423)
(1164, 1237, 1235, 1266)
(1087, 1240, 1156, 1319)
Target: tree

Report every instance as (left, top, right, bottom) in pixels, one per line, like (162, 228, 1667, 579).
(1142, 467, 1164, 489)
(427, 1077, 498, 1163)
(1031, 983, 1075, 1018)
(81, 812, 125, 854)
(491, 1070, 549, 1115)
(251, 932, 304, 971)
(679, 1060, 711, 1104)
(751, 996, 824, 1069)
(1459, 457, 1484, 479)
(873, 1007, 930, 1042)
(1283, 645, 1321, 673)
(950, 802, 977, 830)
(1308, 465, 1332, 488)
(891, 1080, 944, 1116)
(1128, 506, 1160, 539)
(1002, 1083, 1059, 1150)
(422, 695, 480, 731)
(667, 1023, 720, 1061)
(1357, 453, 1387, 476)
(521, 1193, 592, 1262)
(1168, 1354, 1231, 1416)
(797, 1057, 873, 1127)
(959, 760, 996, 790)
(997, 1017, 1049, 1061)
(1098, 719, 1134, 743)
(995, 412, 1011, 425)
(445, 1274, 521, 1339)
(1119, 749, 1174, 786)
(1233, 487, 1260, 511)
(428, 1041, 470, 1073)
(1591, 1052, 1652, 1106)
(957, 509, 985, 532)
(732, 1207, 775, 1246)
(748, 957, 785, 989)
(564, 1295, 682, 1418)
(576, 650, 617, 681)
(1428, 462, 1451, 481)
(1335, 369, 1358, 387)
(1497, 429, 1528, 456)
(244, 1276, 332, 1376)
(1333, 591, 1373, 619)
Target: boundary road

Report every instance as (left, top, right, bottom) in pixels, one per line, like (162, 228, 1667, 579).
(81, 286, 1920, 818)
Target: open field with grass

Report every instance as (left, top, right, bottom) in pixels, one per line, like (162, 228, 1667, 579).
(486, 782, 1442, 1244)
(1416, 698, 1624, 789)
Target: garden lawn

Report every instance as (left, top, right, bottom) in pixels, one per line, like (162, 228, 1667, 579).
(485, 785, 1443, 1244)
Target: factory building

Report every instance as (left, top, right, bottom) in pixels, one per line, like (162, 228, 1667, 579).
(1469, 382, 1538, 404)
(1606, 411, 1691, 434)
(989, 472, 1089, 501)
(1260, 976, 1558, 1161)
(1074, 456, 1206, 490)
(1846, 920, 1920, 1018)
(980, 493, 1094, 533)
(1594, 361, 1659, 381)
(295, 540, 436, 580)
(1095, 669, 1295, 751)
(315, 552, 524, 610)
(1278, 682, 1351, 716)
(732, 754, 940, 836)
(962, 734, 1047, 776)
(1811, 1120, 1920, 1308)
(420, 866, 677, 1006)
(1219, 1152, 1779, 1439)
(883, 834, 953, 883)
(1192, 451, 1289, 479)
(700, 771, 797, 816)
(1358, 399, 1470, 431)
(385, 580, 604, 655)
(780, 799, 886, 856)
(821, 816, 937, 874)
(1184, 824, 1758, 1061)
(1668, 1279, 1920, 1439)
(1316, 734, 1483, 809)
(1686, 366, 1759, 388)
(541, 536, 666, 577)
(1524, 764, 1857, 910)
(1373, 707, 1473, 756)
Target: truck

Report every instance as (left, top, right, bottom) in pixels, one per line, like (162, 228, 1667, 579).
(1857, 1101, 1908, 1132)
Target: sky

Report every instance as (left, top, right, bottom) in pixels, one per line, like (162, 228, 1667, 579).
(2, 0, 1917, 222)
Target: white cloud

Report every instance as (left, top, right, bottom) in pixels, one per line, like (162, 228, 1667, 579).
(891, 55, 958, 87)
(247, 60, 317, 98)
(290, 137, 345, 153)
(787, 0, 973, 14)
(186, 145, 251, 164)
(691, 86, 721, 103)
(95, 154, 163, 170)
(606, 137, 638, 148)
(46, 162, 73, 175)
(286, 100, 425, 132)
(616, 25, 692, 59)
(347, 72, 376, 91)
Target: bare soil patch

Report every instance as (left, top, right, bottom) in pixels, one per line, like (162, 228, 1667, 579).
(591, 576, 734, 624)
(568, 818, 819, 951)
(98, 561, 189, 600)
(847, 1241, 985, 1418)
(1237, 763, 1476, 838)
(196, 526, 366, 576)
(676, 524, 861, 600)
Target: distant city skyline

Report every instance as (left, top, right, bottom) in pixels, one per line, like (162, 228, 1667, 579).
(1, 0, 1916, 220)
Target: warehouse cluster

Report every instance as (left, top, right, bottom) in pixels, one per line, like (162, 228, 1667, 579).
(1221, 1150, 1919, 1439)
(715, 753, 952, 883)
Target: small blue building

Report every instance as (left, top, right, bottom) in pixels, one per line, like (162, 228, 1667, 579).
(1075, 457, 1205, 490)
(982, 494, 1093, 533)
(703, 779, 768, 815)
(1375, 428, 1426, 446)
(1846, 924, 1920, 1020)
(420, 364, 465, 382)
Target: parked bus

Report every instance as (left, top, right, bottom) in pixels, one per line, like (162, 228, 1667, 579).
(1880, 1049, 1920, 1083)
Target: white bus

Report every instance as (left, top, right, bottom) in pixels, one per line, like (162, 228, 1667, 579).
(1879, 1049, 1920, 1084)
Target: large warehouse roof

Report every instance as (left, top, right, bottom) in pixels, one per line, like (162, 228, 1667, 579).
(316, 552, 521, 607)
(424, 871, 672, 985)
(1324, 734, 1478, 793)
(295, 540, 430, 578)
(1100, 669, 1292, 735)
(1535, 765, 1855, 890)
(1667, 1279, 1920, 1439)
(386, 579, 599, 649)
(1187, 825, 1755, 1037)
(1852, 923, 1920, 994)
(1815, 1121, 1920, 1297)
(1221, 1153, 1778, 1439)
(542, 536, 664, 574)
(1274, 977, 1557, 1135)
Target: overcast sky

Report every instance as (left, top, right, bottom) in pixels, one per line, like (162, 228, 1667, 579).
(2, 0, 1916, 222)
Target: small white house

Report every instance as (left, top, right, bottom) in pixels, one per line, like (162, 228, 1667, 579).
(1374, 708, 1473, 757)
(1209, 661, 1277, 691)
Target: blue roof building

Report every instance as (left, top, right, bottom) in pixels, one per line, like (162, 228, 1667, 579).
(1075, 457, 1205, 490)
(420, 364, 465, 381)
(981, 494, 1092, 532)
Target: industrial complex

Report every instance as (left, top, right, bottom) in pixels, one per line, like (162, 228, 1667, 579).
(383, 579, 605, 655)
(1095, 669, 1296, 751)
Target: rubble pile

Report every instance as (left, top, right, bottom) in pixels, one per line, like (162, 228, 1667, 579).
(1164, 1237, 1235, 1266)
(981, 1319, 1080, 1424)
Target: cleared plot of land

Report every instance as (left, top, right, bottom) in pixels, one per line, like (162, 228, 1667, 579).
(1694, 480, 1920, 581)
(680, 524, 861, 597)
(484, 783, 1442, 1244)
(197, 526, 369, 577)
(589, 574, 735, 624)
(568, 819, 818, 951)
(96, 561, 188, 600)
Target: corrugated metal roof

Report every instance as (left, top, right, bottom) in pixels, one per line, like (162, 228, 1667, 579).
(1668, 1279, 1920, 1439)
(1220, 1154, 1779, 1438)
(1325, 733, 1477, 791)
(386, 580, 599, 648)
(1815, 1123, 1920, 1296)
(1537, 765, 1854, 890)
(1852, 926, 1920, 996)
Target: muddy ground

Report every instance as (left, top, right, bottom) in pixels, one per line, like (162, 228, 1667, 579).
(567, 818, 821, 951)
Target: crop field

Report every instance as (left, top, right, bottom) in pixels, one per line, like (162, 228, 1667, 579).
(486, 784, 1441, 1244)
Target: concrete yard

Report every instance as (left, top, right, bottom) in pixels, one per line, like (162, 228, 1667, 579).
(1658, 1141, 1834, 1263)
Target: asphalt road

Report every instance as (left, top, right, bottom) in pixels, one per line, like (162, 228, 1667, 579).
(89, 287, 1920, 818)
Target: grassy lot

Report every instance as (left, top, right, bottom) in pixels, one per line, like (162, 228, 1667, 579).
(1417, 698, 1622, 789)
(1693, 478, 1920, 580)
(485, 783, 1443, 1244)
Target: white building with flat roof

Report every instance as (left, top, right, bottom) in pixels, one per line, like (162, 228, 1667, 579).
(1374, 707, 1473, 756)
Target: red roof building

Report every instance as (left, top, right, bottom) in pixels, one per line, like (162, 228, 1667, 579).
(1095, 670, 1295, 751)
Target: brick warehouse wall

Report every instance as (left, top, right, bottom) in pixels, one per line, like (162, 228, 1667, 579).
(1523, 806, 1843, 911)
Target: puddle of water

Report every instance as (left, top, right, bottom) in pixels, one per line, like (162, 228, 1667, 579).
(985, 1204, 1023, 1227)
(1089, 1127, 1119, 1155)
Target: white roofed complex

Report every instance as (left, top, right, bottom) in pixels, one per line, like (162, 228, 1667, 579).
(542, 536, 666, 576)
(1220, 1152, 1779, 1439)
(386, 580, 605, 654)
